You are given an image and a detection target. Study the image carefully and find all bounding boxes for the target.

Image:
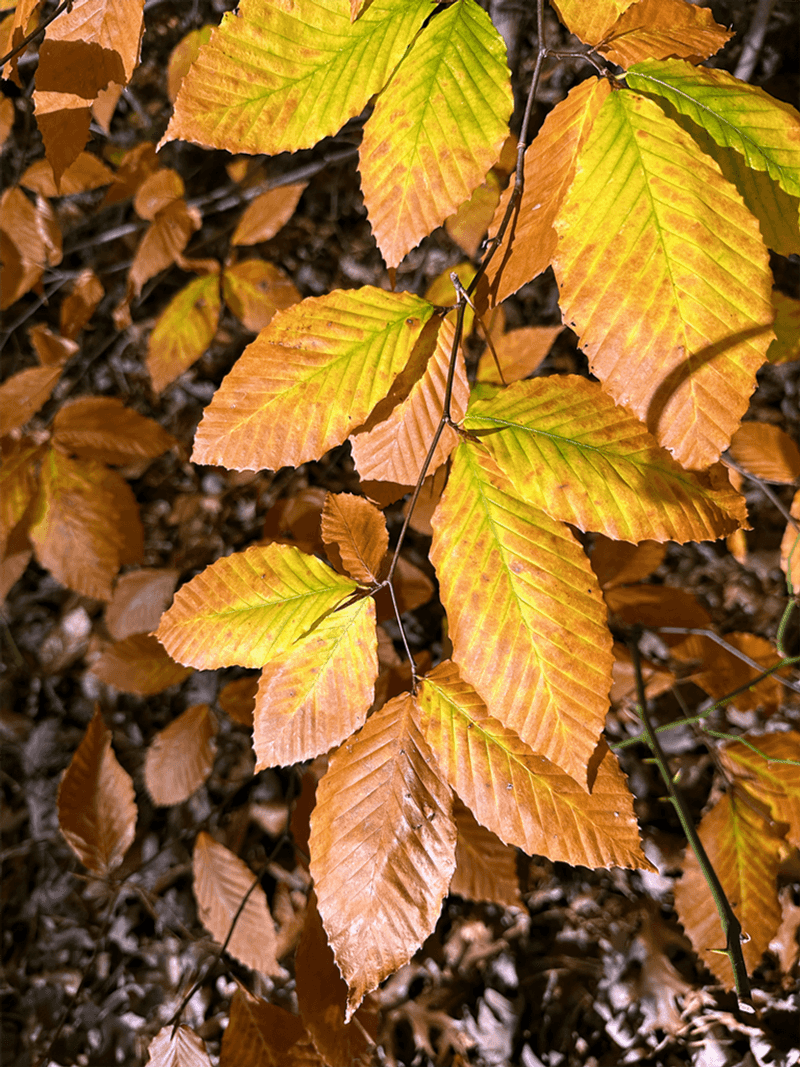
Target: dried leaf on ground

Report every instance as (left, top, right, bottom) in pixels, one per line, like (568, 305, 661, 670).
(146, 1026, 212, 1067)
(91, 633, 193, 695)
(144, 704, 218, 806)
(105, 568, 180, 641)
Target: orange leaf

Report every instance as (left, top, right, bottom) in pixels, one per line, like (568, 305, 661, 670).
(134, 168, 185, 220)
(0, 438, 42, 552)
(60, 268, 104, 340)
(20, 152, 115, 197)
(718, 731, 800, 850)
(781, 490, 800, 594)
(0, 186, 62, 308)
(147, 271, 222, 394)
(232, 183, 308, 246)
(445, 171, 502, 259)
(220, 988, 306, 1067)
(671, 632, 786, 714)
(218, 676, 258, 727)
(102, 141, 159, 206)
(144, 704, 217, 805)
(728, 422, 800, 484)
(192, 831, 282, 975)
(596, 0, 732, 67)
(604, 585, 711, 634)
(416, 661, 651, 870)
(128, 198, 202, 298)
(550, 0, 634, 43)
(485, 77, 610, 305)
(57, 706, 137, 875)
(610, 642, 675, 706)
(221, 259, 301, 333)
(32, 92, 92, 189)
(39, 0, 145, 87)
(146, 1026, 212, 1067)
(106, 568, 180, 641)
(28, 324, 79, 367)
(309, 693, 457, 1018)
(349, 315, 470, 486)
(253, 596, 378, 769)
(476, 325, 562, 385)
(674, 791, 786, 988)
(91, 633, 193, 695)
(320, 493, 388, 584)
(52, 397, 177, 465)
(450, 800, 521, 907)
(590, 535, 666, 590)
(167, 26, 214, 103)
(0, 365, 61, 436)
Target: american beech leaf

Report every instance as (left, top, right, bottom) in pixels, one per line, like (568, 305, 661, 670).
(38, 0, 145, 88)
(221, 259, 301, 333)
(476, 325, 563, 385)
(0, 439, 42, 551)
(416, 661, 652, 870)
(193, 287, 435, 471)
(674, 791, 786, 988)
(596, 0, 732, 68)
(450, 799, 522, 908)
(349, 316, 470, 486)
(0, 365, 61, 437)
(430, 444, 612, 786)
(20, 152, 115, 197)
(253, 596, 378, 769)
(465, 377, 747, 542)
(769, 292, 800, 363)
(232, 182, 308, 246)
(220, 989, 306, 1067)
(60, 268, 104, 339)
(782, 491, 800, 594)
(727, 422, 800, 484)
(28, 325, 79, 367)
(52, 397, 177, 464)
(146, 1027, 212, 1067)
(144, 704, 217, 805)
(162, 0, 432, 155)
(672, 632, 786, 714)
(192, 831, 282, 975)
(553, 87, 774, 469)
(147, 271, 222, 394)
(309, 692, 457, 1019)
(127, 197, 202, 298)
(105, 568, 180, 641)
(57, 706, 137, 876)
(156, 543, 357, 670)
(320, 493, 388, 584)
(718, 731, 800, 850)
(90, 633, 193, 696)
(590, 536, 666, 590)
(549, 0, 635, 44)
(485, 77, 611, 305)
(32, 92, 93, 189)
(360, 0, 512, 267)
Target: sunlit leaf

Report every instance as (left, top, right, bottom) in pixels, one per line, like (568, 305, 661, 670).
(430, 444, 612, 785)
(350, 315, 469, 485)
(253, 596, 377, 769)
(445, 170, 502, 259)
(550, 0, 634, 44)
(232, 182, 308, 246)
(163, 0, 432, 155)
(485, 78, 610, 305)
(193, 831, 282, 975)
(769, 292, 800, 363)
(52, 397, 177, 464)
(147, 272, 222, 394)
(466, 377, 747, 542)
(320, 493, 388, 584)
(20, 152, 115, 197)
(0, 365, 61, 436)
(91, 633, 193, 695)
(144, 704, 217, 805)
(310, 693, 457, 1018)
(553, 87, 773, 468)
(57, 706, 137, 875)
(146, 1026, 212, 1067)
(167, 26, 213, 103)
(220, 989, 306, 1067)
(674, 790, 786, 988)
(728, 422, 800, 484)
(157, 543, 357, 669)
(194, 287, 435, 471)
(450, 799, 521, 907)
(596, 0, 731, 67)
(476, 325, 563, 385)
(718, 731, 800, 849)
(416, 662, 652, 869)
(221, 259, 301, 333)
(360, 0, 511, 267)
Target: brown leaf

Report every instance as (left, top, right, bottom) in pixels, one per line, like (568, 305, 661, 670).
(39, 0, 145, 86)
(60, 268, 104, 339)
(52, 396, 177, 465)
(192, 831, 283, 975)
(218, 676, 258, 727)
(604, 584, 711, 634)
(57, 706, 137, 875)
(106, 568, 180, 641)
(103, 141, 159, 206)
(728, 422, 800, 484)
(0, 365, 61, 436)
(373, 555, 434, 622)
(128, 198, 202, 298)
(134, 168, 185, 220)
(145, 1025, 212, 1067)
(144, 704, 217, 806)
(222, 259, 301, 332)
(20, 152, 115, 197)
(450, 800, 521, 908)
(220, 988, 306, 1067)
(32, 91, 93, 189)
(591, 535, 666, 590)
(781, 490, 800, 594)
(671, 632, 785, 714)
(28, 324, 79, 367)
(90, 633, 193, 695)
(0, 438, 42, 553)
(0, 187, 62, 308)
(321, 493, 388, 583)
(232, 183, 308, 245)
(310, 693, 457, 1017)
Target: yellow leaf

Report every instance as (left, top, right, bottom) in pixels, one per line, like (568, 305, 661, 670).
(57, 706, 137, 875)
(145, 704, 217, 805)
(728, 422, 800, 484)
(156, 543, 357, 669)
(416, 662, 652, 870)
(485, 77, 610, 305)
(253, 596, 378, 769)
(320, 493, 388, 584)
(221, 259, 301, 333)
(466, 377, 748, 542)
(167, 26, 213, 103)
(781, 490, 800, 594)
(90, 633, 193, 695)
(147, 272, 222, 394)
(193, 287, 436, 471)
(309, 693, 457, 1018)
(476, 325, 563, 385)
(193, 831, 283, 975)
(550, 0, 635, 44)
(597, 0, 731, 67)
(553, 88, 773, 469)
(430, 445, 612, 785)
(360, 0, 511, 267)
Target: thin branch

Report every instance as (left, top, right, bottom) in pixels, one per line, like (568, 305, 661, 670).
(723, 454, 800, 534)
(655, 626, 800, 695)
(0, 0, 73, 69)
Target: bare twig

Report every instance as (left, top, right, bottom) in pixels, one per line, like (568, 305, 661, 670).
(723, 454, 800, 534)
(655, 626, 800, 695)
(0, 0, 73, 69)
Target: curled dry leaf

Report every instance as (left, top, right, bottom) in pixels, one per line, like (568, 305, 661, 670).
(60, 268, 104, 339)
(145, 1025, 212, 1067)
(144, 704, 217, 806)
(320, 492, 388, 583)
(57, 706, 137, 876)
(192, 831, 282, 976)
(90, 633, 192, 695)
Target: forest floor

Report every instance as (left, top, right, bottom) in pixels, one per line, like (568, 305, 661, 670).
(1, 1, 799, 1065)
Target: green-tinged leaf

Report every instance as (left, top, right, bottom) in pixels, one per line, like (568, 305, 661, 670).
(485, 77, 610, 305)
(360, 0, 512, 267)
(627, 59, 800, 201)
(416, 661, 652, 870)
(674, 791, 786, 989)
(718, 731, 800, 849)
(0, 438, 43, 550)
(253, 596, 378, 769)
(162, 0, 432, 155)
(596, 0, 732, 68)
(147, 271, 221, 394)
(465, 377, 747, 542)
(156, 543, 357, 669)
(309, 693, 457, 1018)
(193, 286, 435, 471)
(553, 88, 773, 469)
(430, 444, 612, 786)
